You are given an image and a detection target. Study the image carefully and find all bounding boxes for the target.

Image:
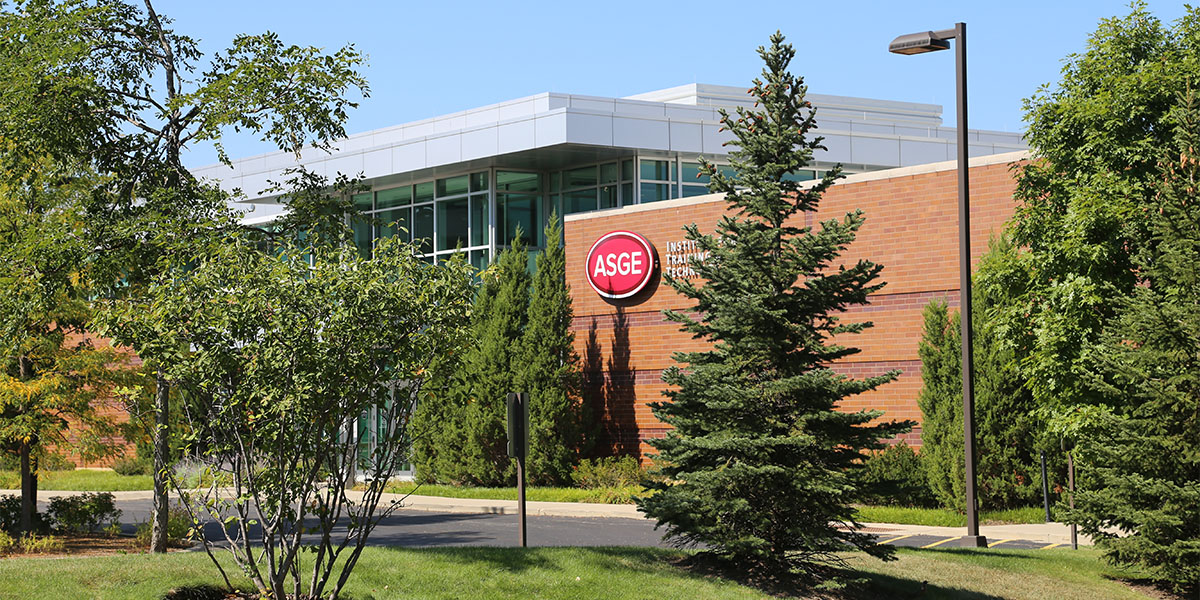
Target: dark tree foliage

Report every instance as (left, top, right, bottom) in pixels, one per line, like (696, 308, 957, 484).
(915, 300, 965, 511)
(520, 214, 588, 485)
(637, 32, 911, 578)
(413, 238, 530, 486)
(917, 239, 1056, 512)
(1066, 92, 1200, 594)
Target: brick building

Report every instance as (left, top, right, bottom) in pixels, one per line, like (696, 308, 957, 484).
(564, 152, 1026, 458)
(197, 82, 1027, 473)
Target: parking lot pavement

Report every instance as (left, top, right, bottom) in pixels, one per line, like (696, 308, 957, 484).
(10, 490, 1085, 551)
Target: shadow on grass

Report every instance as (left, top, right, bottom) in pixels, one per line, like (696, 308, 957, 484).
(671, 551, 1009, 600)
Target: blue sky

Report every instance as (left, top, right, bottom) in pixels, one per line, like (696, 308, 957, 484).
(161, 1, 1189, 168)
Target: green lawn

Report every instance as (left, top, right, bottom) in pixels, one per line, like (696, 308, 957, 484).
(0, 469, 153, 492)
(853, 505, 1049, 527)
(0, 546, 1151, 599)
(377, 481, 643, 504)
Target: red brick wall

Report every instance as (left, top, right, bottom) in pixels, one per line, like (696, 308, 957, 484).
(566, 158, 1024, 458)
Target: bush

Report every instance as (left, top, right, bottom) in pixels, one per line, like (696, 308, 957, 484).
(38, 453, 75, 472)
(111, 456, 152, 476)
(0, 494, 48, 535)
(18, 533, 64, 554)
(135, 505, 193, 548)
(856, 442, 937, 508)
(47, 493, 122, 534)
(573, 456, 644, 489)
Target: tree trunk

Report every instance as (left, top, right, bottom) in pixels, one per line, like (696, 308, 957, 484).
(17, 356, 37, 535)
(150, 368, 170, 553)
(19, 443, 36, 535)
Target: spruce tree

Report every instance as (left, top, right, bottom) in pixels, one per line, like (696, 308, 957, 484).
(637, 32, 910, 577)
(520, 214, 586, 485)
(1068, 92, 1200, 594)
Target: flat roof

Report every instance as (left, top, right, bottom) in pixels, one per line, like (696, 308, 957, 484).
(194, 83, 1026, 204)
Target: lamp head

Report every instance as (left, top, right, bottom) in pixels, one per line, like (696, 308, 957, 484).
(889, 31, 951, 55)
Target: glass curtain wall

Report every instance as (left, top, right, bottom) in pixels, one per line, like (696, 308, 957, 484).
(354, 171, 491, 271)
(549, 159, 634, 215)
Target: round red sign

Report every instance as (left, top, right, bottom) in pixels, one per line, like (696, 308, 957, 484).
(585, 230, 657, 299)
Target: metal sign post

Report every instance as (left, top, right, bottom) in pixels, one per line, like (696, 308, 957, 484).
(506, 392, 529, 547)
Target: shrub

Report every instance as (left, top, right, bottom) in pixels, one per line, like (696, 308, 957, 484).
(18, 533, 64, 554)
(111, 456, 152, 476)
(135, 505, 193, 548)
(0, 494, 48, 535)
(573, 456, 644, 489)
(38, 453, 75, 472)
(856, 442, 937, 508)
(0, 530, 13, 554)
(47, 493, 122, 534)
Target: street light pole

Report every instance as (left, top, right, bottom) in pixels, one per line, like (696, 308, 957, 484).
(890, 21, 987, 548)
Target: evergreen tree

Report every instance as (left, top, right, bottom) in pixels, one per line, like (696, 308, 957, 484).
(916, 301, 965, 511)
(1067, 92, 1200, 594)
(520, 214, 586, 485)
(412, 237, 531, 485)
(917, 242, 1056, 513)
(637, 32, 910, 578)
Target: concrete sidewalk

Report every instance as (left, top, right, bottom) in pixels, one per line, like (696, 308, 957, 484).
(2, 488, 1090, 545)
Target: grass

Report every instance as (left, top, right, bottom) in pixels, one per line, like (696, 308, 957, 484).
(376, 481, 644, 504)
(0, 469, 153, 492)
(854, 505, 1050, 527)
(0, 545, 1153, 599)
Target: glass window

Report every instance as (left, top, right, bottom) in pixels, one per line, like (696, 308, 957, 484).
(640, 183, 673, 203)
(565, 165, 597, 190)
(436, 198, 469, 251)
(352, 218, 372, 258)
(550, 172, 561, 193)
(414, 181, 435, 204)
(470, 249, 489, 272)
(681, 185, 709, 198)
(352, 192, 373, 212)
(469, 171, 488, 192)
(412, 203, 434, 253)
(564, 189, 597, 214)
(599, 185, 618, 209)
(377, 208, 409, 241)
(496, 171, 540, 193)
(437, 175, 469, 197)
(681, 162, 710, 185)
(499, 193, 541, 246)
(621, 183, 633, 206)
(600, 162, 618, 184)
(470, 194, 488, 247)
(640, 159, 674, 182)
(376, 186, 411, 209)
(621, 159, 634, 181)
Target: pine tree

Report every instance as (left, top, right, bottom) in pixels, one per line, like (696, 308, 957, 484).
(637, 32, 910, 578)
(520, 214, 585, 485)
(1067, 91, 1200, 594)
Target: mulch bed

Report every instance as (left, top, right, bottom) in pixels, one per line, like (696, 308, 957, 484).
(1, 534, 189, 558)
